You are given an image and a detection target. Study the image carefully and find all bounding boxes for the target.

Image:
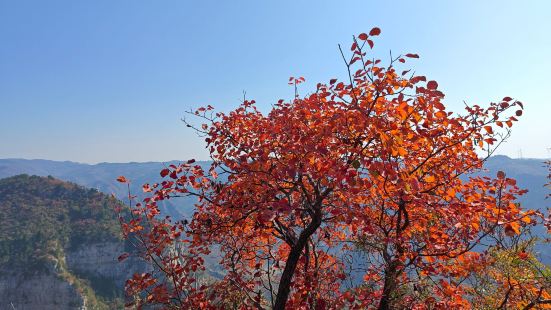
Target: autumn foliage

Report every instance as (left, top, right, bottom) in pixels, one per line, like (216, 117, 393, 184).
(117, 28, 550, 309)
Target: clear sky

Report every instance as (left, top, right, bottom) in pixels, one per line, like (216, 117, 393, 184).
(1, 0, 550, 163)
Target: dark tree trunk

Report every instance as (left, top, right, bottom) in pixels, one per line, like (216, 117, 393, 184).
(273, 212, 322, 310)
(379, 199, 407, 310)
(378, 261, 400, 310)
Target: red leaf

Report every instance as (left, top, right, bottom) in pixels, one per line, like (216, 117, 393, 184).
(329, 78, 337, 85)
(502, 96, 512, 102)
(118, 252, 130, 262)
(411, 76, 427, 83)
(358, 33, 368, 40)
(427, 80, 438, 90)
(405, 53, 419, 58)
(369, 27, 381, 36)
(367, 40, 374, 49)
(117, 176, 128, 183)
(515, 110, 522, 116)
(160, 169, 170, 177)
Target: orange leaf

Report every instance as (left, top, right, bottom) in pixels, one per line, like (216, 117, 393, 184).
(504, 222, 520, 236)
(446, 188, 456, 198)
(518, 251, 529, 260)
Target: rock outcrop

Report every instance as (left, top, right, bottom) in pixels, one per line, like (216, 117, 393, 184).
(0, 271, 85, 310)
(0, 241, 145, 310)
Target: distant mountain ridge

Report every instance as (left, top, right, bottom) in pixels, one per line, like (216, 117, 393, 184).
(1, 156, 548, 213)
(2, 156, 548, 246)
(0, 156, 548, 305)
(0, 158, 211, 219)
(478, 155, 549, 212)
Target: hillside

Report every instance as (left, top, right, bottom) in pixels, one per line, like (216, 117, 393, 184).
(0, 175, 143, 310)
(0, 156, 548, 216)
(0, 159, 208, 219)
(477, 155, 549, 212)
(0, 158, 548, 308)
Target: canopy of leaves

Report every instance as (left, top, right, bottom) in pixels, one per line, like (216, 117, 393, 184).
(118, 29, 545, 309)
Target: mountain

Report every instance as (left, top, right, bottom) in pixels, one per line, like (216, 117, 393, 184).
(0, 156, 549, 268)
(0, 175, 145, 310)
(0, 157, 548, 308)
(0, 159, 211, 220)
(477, 155, 549, 212)
(1, 156, 548, 214)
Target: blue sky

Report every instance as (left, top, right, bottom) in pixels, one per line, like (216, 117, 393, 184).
(1, 0, 550, 163)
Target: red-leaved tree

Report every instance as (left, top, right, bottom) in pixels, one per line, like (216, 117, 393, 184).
(117, 28, 538, 309)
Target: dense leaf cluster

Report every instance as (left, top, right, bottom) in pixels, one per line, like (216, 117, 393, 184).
(118, 28, 550, 309)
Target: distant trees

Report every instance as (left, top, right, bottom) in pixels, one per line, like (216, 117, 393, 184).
(118, 29, 549, 309)
(0, 174, 122, 269)
(467, 228, 551, 308)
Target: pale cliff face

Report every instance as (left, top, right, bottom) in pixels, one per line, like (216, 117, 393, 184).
(0, 272, 85, 310)
(0, 242, 145, 310)
(66, 242, 144, 286)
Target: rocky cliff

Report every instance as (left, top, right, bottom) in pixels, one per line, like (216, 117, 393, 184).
(0, 270, 86, 310)
(0, 242, 147, 310)
(0, 175, 146, 310)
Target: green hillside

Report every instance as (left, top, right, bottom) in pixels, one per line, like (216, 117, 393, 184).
(0, 159, 207, 219)
(0, 174, 123, 269)
(0, 174, 130, 309)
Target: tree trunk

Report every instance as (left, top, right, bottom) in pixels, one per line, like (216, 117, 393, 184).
(378, 261, 400, 310)
(273, 213, 321, 310)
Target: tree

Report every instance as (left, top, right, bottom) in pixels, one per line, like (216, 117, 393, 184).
(465, 226, 551, 309)
(118, 28, 533, 309)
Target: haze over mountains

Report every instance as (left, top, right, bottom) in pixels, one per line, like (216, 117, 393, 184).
(1, 155, 549, 261)
(0, 155, 549, 308)
(1, 155, 548, 213)
(0, 158, 211, 219)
